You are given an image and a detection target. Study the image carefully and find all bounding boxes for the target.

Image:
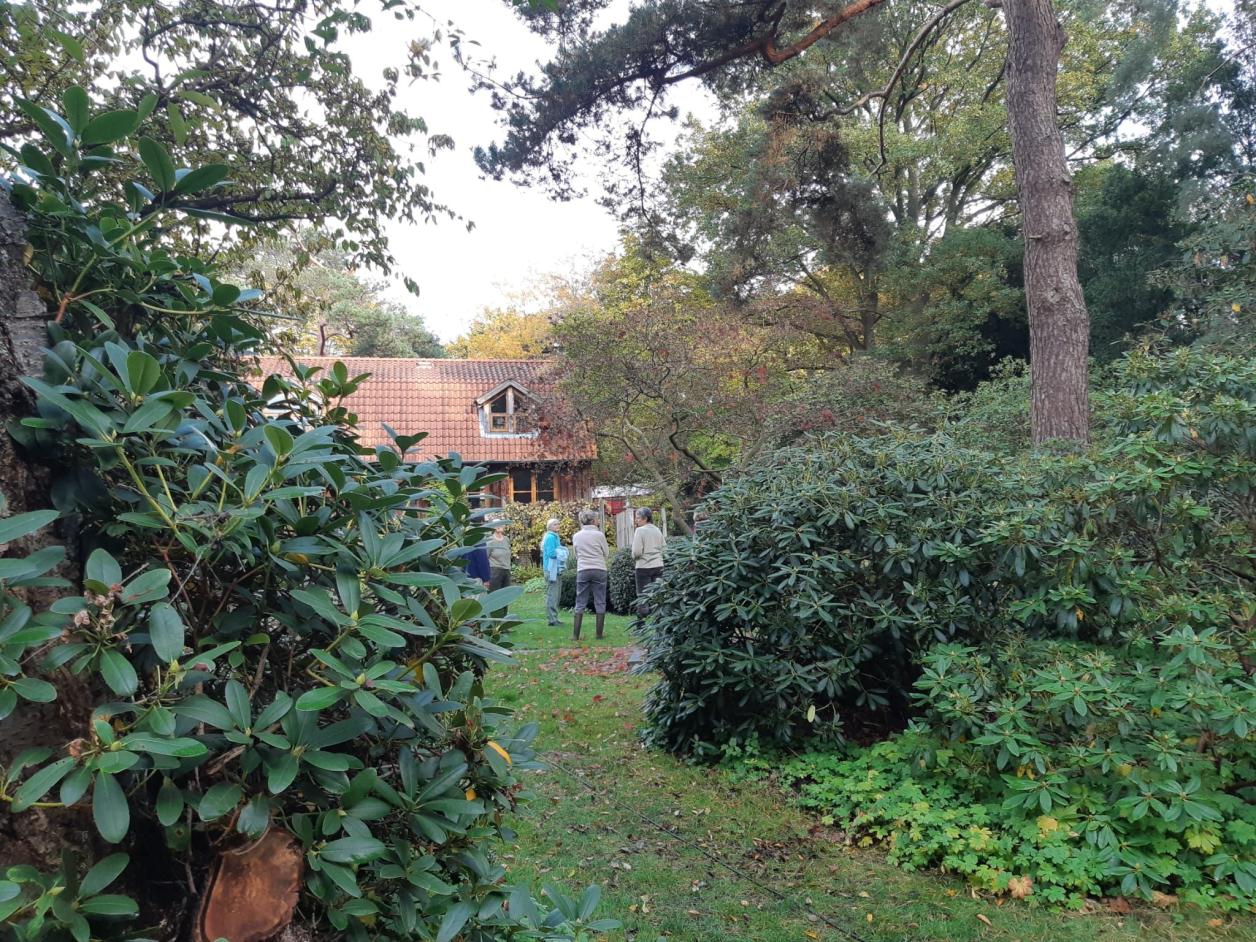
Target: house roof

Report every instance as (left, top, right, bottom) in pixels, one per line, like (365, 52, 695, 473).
(255, 356, 595, 463)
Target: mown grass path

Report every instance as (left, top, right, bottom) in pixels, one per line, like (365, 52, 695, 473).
(498, 593, 1251, 942)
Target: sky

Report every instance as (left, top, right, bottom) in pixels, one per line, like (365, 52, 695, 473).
(342, 0, 690, 342)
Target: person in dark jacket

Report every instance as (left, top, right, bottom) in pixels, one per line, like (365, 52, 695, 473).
(466, 542, 491, 587)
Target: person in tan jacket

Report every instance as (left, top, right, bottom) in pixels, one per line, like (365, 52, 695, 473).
(631, 507, 665, 604)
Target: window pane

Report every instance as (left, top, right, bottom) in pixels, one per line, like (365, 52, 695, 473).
(510, 468, 533, 503)
(489, 394, 507, 414)
(535, 469, 555, 502)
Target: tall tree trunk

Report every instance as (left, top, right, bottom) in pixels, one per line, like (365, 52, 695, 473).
(0, 191, 88, 870)
(1001, 0, 1090, 442)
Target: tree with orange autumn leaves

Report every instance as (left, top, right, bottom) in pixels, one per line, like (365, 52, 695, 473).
(542, 241, 937, 530)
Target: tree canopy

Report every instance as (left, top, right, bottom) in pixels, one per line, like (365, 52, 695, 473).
(1, 0, 459, 277)
(236, 235, 445, 359)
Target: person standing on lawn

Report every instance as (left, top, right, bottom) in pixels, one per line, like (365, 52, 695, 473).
(540, 517, 566, 627)
(486, 522, 512, 591)
(571, 509, 610, 641)
(631, 507, 665, 608)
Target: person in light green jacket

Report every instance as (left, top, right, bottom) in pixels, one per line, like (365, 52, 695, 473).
(486, 524, 512, 591)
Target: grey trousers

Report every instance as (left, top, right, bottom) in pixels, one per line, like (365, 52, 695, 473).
(573, 569, 608, 614)
(545, 577, 562, 625)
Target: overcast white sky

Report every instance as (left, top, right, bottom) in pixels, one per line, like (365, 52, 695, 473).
(340, 1, 660, 341)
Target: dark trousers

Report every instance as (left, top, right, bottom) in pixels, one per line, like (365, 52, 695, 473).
(489, 567, 511, 591)
(634, 567, 663, 594)
(635, 566, 663, 616)
(574, 569, 608, 614)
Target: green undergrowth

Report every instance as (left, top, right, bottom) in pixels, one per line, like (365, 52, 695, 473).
(495, 634, 1254, 942)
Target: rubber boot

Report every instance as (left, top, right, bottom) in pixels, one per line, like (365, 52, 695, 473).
(595, 612, 605, 640)
(572, 613, 582, 642)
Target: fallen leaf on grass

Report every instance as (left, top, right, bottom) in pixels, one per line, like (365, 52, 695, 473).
(1104, 897, 1132, 914)
(1208, 918, 1225, 928)
(1151, 891, 1178, 908)
(1008, 876, 1033, 899)
(975, 914, 992, 928)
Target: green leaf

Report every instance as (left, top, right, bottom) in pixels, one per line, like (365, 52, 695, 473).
(296, 686, 346, 712)
(80, 853, 129, 896)
(61, 86, 89, 133)
(148, 602, 184, 662)
(267, 753, 299, 794)
(320, 835, 386, 864)
(166, 102, 188, 144)
(125, 350, 162, 395)
(92, 771, 130, 843)
(78, 894, 138, 917)
(85, 548, 122, 587)
(0, 509, 59, 544)
(11, 677, 56, 702)
(138, 136, 176, 191)
(172, 696, 235, 729)
(264, 424, 294, 457)
(236, 796, 270, 837)
(49, 28, 85, 62)
(120, 568, 171, 605)
(197, 782, 242, 821)
(436, 901, 474, 942)
(16, 99, 72, 155)
(156, 777, 183, 826)
(81, 110, 140, 147)
(121, 398, 175, 434)
(173, 164, 230, 195)
(13, 756, 76, 810)
(450, 598, 483, 625)
(291, 588, 347, 625)
(99, 649, 138, 696)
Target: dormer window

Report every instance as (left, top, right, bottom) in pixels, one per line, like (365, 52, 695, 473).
(476, 381, 539, 438)
(487, 391, 528, 432)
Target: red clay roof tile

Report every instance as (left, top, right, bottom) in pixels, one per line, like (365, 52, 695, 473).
(256, 356, 595, 463)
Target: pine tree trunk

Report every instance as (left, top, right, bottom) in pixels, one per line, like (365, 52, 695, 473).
(1001, 0, 1090, 442)
(0, 191, 87, 870)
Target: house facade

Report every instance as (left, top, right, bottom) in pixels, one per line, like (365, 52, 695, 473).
(258, 357, 596, 504)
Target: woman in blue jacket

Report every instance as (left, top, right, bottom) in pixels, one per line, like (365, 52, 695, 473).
(540, 517, 566, 627)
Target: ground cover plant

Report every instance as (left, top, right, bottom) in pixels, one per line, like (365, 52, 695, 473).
(0, 89, 612, 941)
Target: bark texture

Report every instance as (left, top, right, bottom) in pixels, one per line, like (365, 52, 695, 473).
(0, 191, 87, 870)
(1001, 0, 1091, 442)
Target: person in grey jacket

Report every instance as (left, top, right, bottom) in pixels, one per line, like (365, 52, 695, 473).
(570, 510, 610, 640)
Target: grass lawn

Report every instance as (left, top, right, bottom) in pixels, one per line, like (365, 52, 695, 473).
(496, 591, 1253, 942)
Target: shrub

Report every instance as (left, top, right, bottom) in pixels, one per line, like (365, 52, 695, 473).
(560, 564, 578, 610)
(0, 89, 612, 942)
(513, 562, 543, 584)
(636, 432, 1024, 756)
(772, 637, 1256, 908)
(607, 548, 637, 615)
(639, 345, 1256, 758)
